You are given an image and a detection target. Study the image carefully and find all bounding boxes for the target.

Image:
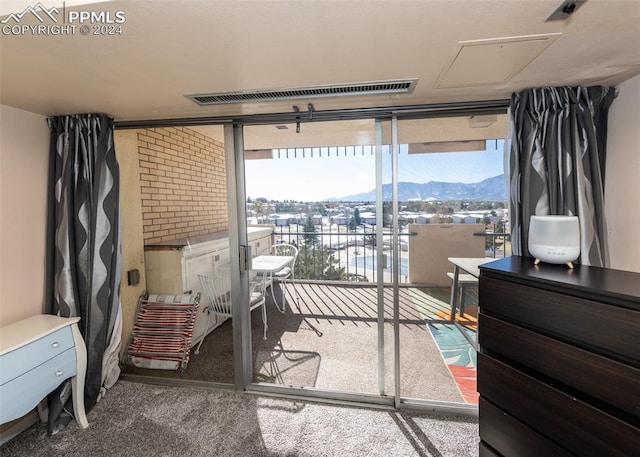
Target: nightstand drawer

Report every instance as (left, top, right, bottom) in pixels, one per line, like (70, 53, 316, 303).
(0, 325, 74, 385)
(0, 347, 77, 424)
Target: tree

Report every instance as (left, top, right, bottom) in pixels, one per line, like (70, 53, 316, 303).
(302, 215, 318, 244)
(382, 202, 393, 227)
(353, 208, 362, 225)
(295, 243, 346, 280)
(347, 216, 357, 232)
(313, 202, 328, 216)
(252, 201, 266, 223)
(293, 214, 347, 281)
(275, 201, 296, 212)
(348, 215, 358, 231)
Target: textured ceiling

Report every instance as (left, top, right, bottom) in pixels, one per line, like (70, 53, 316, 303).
(1, 0, 639, 122)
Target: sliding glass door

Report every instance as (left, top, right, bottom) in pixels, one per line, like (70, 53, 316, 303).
(394, 115, 508, 409)
(235, 119, 393, 403)
(120, 109, 506, 416)
(213, 109, 507, 413)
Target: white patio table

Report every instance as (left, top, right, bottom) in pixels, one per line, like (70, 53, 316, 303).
(251, 255, 295, 311)
(251, 254, 324, 337)
(251, 255, 294, 275)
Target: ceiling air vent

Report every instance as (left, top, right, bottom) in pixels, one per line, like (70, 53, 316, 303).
(186, 79, 417, 105)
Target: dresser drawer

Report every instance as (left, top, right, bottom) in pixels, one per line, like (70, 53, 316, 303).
(0, 347, 77, 423)
(0, 325, 74, 385)
(478, 353, 640, 456)
(480, 277, 640, 366)
(479, 314, 640, 418)
(479, 398, 573, 457)
(478, 442, 500, 457)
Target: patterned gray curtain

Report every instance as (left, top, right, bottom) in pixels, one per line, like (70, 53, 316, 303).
(508, 86, 616, 267)
(45, 114, 122, 434)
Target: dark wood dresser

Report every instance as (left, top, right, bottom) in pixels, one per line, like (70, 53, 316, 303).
(477, 256, 640, 457)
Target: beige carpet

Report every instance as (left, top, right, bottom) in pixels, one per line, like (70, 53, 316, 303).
(2, 381, 479, 457)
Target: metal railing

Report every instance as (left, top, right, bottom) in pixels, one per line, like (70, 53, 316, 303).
(269, 225, 408, 283)
(256, 224, 511, 283)
(475, 231, 512, 258)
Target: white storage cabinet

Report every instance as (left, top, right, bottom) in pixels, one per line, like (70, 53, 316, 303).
(144, 227, 272, 346)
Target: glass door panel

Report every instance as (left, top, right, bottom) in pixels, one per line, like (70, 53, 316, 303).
(395, 115, 509, 405)
(241, 120, 392, 397)
(122, 123, 237, 386)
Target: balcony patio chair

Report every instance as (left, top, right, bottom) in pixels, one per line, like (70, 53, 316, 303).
(267, 243, 299, 314)
(195, 267, 268, 354)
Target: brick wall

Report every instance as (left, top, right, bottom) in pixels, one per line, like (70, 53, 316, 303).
(138, 127, 228, 243)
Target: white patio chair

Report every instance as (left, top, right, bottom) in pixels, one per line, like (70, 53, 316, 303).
(195, 267, 267, 355)
(267, 243, 299, 313)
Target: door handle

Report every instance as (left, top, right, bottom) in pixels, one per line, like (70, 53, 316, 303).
(239, 245, 252, 273)
(239, 245, 246, 272)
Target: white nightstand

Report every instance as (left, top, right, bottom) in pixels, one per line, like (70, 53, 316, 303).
(0, 315, 89, 428)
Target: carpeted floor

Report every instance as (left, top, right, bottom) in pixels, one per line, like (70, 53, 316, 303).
(2, 381, 479, 457)
(123, 283, 468, 403)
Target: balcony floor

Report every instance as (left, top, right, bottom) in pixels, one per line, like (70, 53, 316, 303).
(124, 282, 478, 405)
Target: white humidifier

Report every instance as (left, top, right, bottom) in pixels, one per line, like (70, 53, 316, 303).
(528, 215, 580, 268)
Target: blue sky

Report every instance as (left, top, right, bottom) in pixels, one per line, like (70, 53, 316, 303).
(245, 140, 506, 201)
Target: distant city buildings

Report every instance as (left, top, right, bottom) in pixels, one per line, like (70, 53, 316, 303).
(247, 200, 508, 229)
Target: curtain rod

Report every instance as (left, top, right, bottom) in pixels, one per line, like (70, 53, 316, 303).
(114, 100, 510, 130)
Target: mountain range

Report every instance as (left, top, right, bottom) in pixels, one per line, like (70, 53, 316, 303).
(326, 174, 508, 202)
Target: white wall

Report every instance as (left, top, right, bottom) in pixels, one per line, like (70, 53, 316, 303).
(0, 109, 147, 350)
(606, 74, 640, 273)
(0, 105, 50, 325)
(114, 130, 147, 358)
